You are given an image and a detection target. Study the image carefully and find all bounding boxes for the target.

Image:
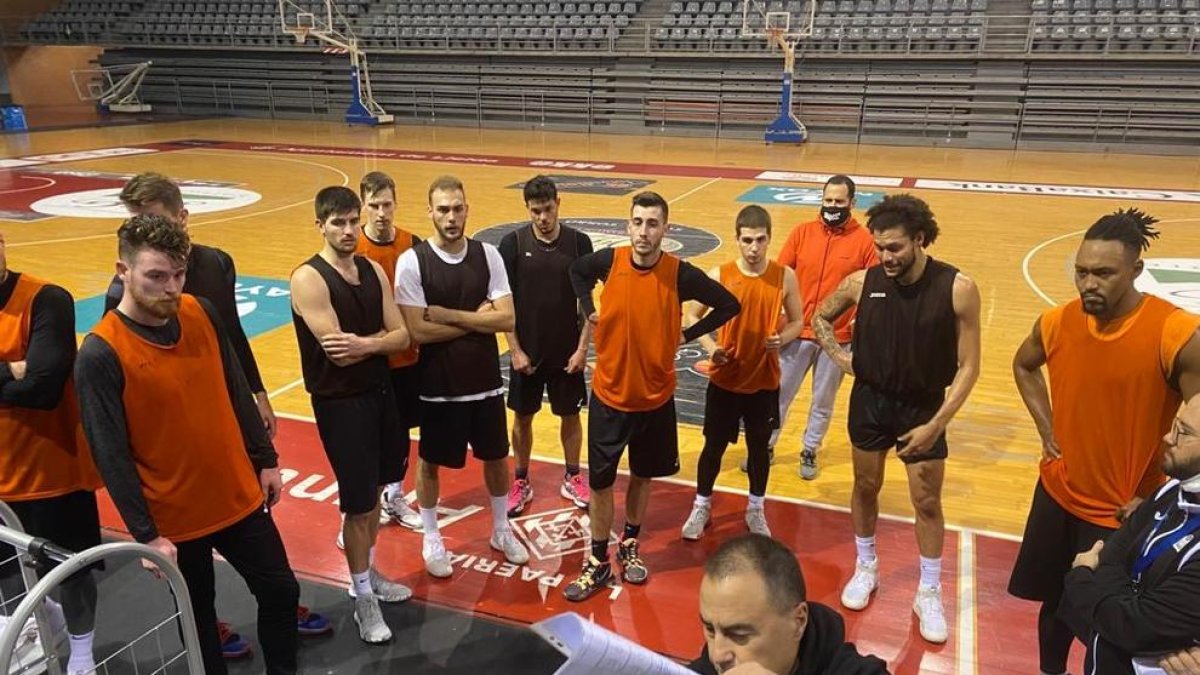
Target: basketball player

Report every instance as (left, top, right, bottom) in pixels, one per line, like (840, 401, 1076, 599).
(394, 176, 530, 579)
(0, 232, 100, 675)
(103, 173, 276, 438)
(497, 175, 593, 516)
(813, 194, 981, 644)
(354, 171, 422, 531)
(105, 173, 328, 651)
(291, 186, 414, 644)
(76, 215, 300, 675)
(745, 175, 877, 480)
(682, 206, 804, 540)
(563, 191, 739, 601)
(1008, 208, 1200, 675)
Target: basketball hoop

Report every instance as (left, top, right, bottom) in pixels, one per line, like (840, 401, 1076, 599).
(286, 27, 309, 43)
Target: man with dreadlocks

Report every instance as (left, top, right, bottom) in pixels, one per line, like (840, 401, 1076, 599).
(1009, 208, 1200, 675)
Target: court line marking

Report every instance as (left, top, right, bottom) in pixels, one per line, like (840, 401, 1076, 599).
(6, 152, 349, 249)
(670, 177, 721, 204)
(0, 176, 56, 195)
(957, 531, 977, 675)
(1021, 217, 1200, 307)
(270, 409, 1023, 543)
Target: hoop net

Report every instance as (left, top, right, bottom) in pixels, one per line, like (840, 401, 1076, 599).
(285, 27, 309, 43)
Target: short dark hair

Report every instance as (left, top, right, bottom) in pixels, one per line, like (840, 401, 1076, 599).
(118, 213, 190, 265)
(865, 193, 939, 247)
(120, 172, 185, 214)
(704, 534, 806, 614)
(523, 175, 558, 204)
(359, 172, 396, 201)
(315, 186, 361, 223)
(824, 174, 856, 200)
(1084, 207, 1160, 254)
(631, 191, 669, 224)
(735, 205, 772, 237)
(428, 175, 465, 203)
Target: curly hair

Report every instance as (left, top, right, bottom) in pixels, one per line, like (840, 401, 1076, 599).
(865, 194, 939, 247)
(1084, 207, 1160, 254)
(117, 213, 190, 265)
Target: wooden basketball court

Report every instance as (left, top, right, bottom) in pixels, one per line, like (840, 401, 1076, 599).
(4, 118, 1200, 673)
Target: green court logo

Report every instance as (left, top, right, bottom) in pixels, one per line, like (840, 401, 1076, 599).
(1137, 259, 1200, 313)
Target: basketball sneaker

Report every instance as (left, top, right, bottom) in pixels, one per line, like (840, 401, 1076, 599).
(745, 507, 771, 537)
(738, 449, 775, 473)
(348, 569, 413, 603)
(799, 449, 819, 481)
(490, 528, 530, 565)
(423, 536, 454, 579)
(840, 558, 879, 611)
(218, 622, 252, 659)
(913, 585, 949, 643)
(506, 478, 533, 517)
(681, 502, 711, 540)
(353, 594, 392, 644)
(382, 487, 422, 530)
(563, 556, 613, 602)
(296, 606, 333, 636)
(617, 538, 649, 584)
(561, 473, 590, 508)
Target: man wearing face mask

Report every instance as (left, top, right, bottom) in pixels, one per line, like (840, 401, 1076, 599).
(1058, 394, 1200, 675)
(742, 175, 877, 481)
(689, 533, 888, 675)
(1010, 209, 1200, 675)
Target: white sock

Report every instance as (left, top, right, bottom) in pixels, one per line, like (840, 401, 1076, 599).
(855, 536, 877, 564)
(694, 494, 712, 508)
(747, 494, 764, 510)
(68, 631, 95, 671)
(420, 507, 440, 536)
(368, 546, 376, 566)
(382, 484, 398, 502)
(350, 570, 373, 597)
(491, 495, 510, 534)
(919, 556, 941, 589)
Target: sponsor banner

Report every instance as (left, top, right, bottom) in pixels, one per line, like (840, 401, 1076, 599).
(756, 171, 905, 188)
(1137, 258, 1200, 314)
(31, 185, 260, 218)
(75, 275, 292, 336)
(737, 185, 886, 209)
(8, 147, 159, 167)
(0, 159, 42, 169)
(507, 174, 655, 196)
(912, 178, 1200, 203)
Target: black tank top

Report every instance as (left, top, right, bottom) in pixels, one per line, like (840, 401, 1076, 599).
(292, 254, 389, 398)
(851, 257, 959, 397)
(415, 239, 504, 398)
(513, 225, 584, 369)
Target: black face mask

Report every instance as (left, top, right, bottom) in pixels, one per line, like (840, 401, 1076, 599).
(820, 205, 851, 228)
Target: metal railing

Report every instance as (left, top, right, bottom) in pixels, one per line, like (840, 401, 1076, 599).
(0, 503, 205, 675)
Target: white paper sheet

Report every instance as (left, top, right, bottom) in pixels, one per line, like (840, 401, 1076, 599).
(532, 612, 696, 675)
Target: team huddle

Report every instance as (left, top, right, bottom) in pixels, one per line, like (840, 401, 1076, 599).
(2, 168, 1200, 675)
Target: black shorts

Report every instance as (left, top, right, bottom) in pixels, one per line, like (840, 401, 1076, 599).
(5, 490, 102, 575)
(1008, 480, 1116, 603)
(848, 380, 948, 463)
(419, 395, 510, 469)
(507, 365, 587, 417)
(390, 365, 422, 430)
(702, 382, 779, 445)
(588, 395, 680, 490)
(312, 386, 406, 515)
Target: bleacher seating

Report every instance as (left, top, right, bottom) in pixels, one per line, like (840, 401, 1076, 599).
(1029, 0, 1200, 50)
(654, 0, 988, 52)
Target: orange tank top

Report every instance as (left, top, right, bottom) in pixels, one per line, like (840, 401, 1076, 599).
(91, 295, 263, 542)
(710, 261, 785, 394)
(355, 230, 419, 368)
(0, 274, 99, 501)
(1039, 295, 1200, 528)
(593, 248, 681, 412)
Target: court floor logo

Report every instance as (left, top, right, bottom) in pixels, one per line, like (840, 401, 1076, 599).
(30, 185, 261, 218)
(511, 507, 617, 562)
(475, 218, 721, 258)
(737, 185, 885, 210)
(1137, 259, 1200, 314)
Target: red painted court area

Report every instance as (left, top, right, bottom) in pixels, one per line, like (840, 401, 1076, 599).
(98, 417, 1072, 674)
